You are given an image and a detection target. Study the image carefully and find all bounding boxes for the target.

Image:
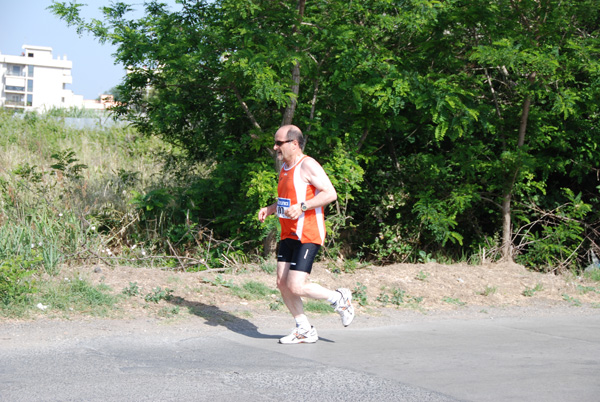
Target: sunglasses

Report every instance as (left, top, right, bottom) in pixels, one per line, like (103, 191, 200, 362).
(274, 139, 294, 147)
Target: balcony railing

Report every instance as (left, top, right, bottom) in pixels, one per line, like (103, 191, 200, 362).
(4, 86, 26, 93)
(5, 71, 26, 77)
(4, 100, 25, 107)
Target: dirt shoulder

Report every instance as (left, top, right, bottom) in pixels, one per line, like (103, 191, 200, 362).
(2, 261, 599, 348)
(36, 261, 600, 321)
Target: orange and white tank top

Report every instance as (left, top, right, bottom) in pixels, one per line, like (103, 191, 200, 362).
(277, 155, 326, 245)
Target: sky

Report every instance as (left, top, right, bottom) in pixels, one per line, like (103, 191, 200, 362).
(0, 0, 179, 100)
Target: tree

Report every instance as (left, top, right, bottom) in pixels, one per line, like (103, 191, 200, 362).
(50, 0, 600, 270)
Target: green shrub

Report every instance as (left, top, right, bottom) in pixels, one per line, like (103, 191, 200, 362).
(0, 256, 40, 305)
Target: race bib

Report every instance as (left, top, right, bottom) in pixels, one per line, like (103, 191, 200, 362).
(277, 197, 292, 219)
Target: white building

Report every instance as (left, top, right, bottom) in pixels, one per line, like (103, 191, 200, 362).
(0, 45, 84, 111)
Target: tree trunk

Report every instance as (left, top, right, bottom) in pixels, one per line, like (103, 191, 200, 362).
(500, 72, 535, 262)
(501, 192, 513, 261)
(281, 61, 300, 126)
(280, 0, 305, 127)
(265, 0, 307, 257)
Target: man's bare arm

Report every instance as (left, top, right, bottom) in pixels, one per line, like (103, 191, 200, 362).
(258, 203, 277, 222)
(284, 157, 337, 220)
(301, 157, 337, 209)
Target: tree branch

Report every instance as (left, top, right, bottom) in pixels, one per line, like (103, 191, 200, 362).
(232, 84, 262, 131)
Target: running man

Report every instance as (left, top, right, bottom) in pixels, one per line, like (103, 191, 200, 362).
(258, 125, 354, 344)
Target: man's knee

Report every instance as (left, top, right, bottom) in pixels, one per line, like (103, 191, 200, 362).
(277, 277, 289, 293)
(285, 272, 307, 296)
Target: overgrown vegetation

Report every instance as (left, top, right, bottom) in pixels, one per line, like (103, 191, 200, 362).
(0, 109, 254, 315)
(47, 0, 600, 273)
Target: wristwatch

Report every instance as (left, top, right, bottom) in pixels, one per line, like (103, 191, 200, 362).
(301, 202, 308, 212)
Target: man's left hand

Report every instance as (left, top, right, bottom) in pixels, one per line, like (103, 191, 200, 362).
(284, 203, 303, 220)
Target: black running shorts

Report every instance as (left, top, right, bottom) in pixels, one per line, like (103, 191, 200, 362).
(277, 238, 321, 274)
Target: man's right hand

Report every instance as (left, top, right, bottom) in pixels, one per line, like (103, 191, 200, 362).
(258, 207, 269, 223)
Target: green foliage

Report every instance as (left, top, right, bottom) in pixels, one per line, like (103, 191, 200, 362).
(158, 305, 180, 318)
(231, 280, 278, 301)
(352, 282, 368, 306)
(203, 275, 234, 288)
(122, 282, 141, 297)
(515, 189, 593, 272)
(562, 294, 582, 307)
(41, 277, 117, 315)
(377, 286, 423, 308)
(144, 287, 174, 303)
(576, 284, 599, 295)
(304, 299, 334, 314)
(33, 0, 600, 272)
(131, 188, 174, 213)
(269, 296, 284, 311)
(258, 258, 277, 275)
(522, 283, 544, 297)
(443, 297, 466, 307)
(584, 269, 600, 283)
(0, 256, 40, 305)
(50, 148, 88, 180)
(415, 270, 429, 281)
(479, 286, 498, 297)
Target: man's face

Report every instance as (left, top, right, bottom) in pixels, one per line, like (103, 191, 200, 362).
(273, 130, 296, 161)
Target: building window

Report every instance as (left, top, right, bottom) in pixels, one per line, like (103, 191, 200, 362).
(6, 86, 25, 91)
(7, 65, 24, 76)
(28, 65, 34, 77)
(28, 53, 34, 57)
(27, 94, 33, 106)
(27, 80, 33, 92)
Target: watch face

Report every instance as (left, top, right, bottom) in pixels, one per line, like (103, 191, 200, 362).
(301, 203, 307, 211)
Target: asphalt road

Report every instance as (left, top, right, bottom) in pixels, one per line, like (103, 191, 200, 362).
(1, 311, 599, 401)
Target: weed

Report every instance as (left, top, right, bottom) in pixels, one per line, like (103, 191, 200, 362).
(122, 282, 141, 297)
(376, 292, 390, 305)
(304, 299, 333, 314)
(415, 270, 429, 281)
(479, 286, 498, 296)
(417, 250, 436, 263)
(203, 275, 234, 288)
(390, 288, 406, 306)
(352, 282, 368, 306)
(157, 306, 180, 318)
(443, 297, 466, 306)
(258, 258, 277, 275)
(410, 296, 424, 306)
(343, 258, 369, 274)
(50, 148, 88, 180)
(584, 269, 600, 282)
(562, 294, 582, 307)
(144, 287, 174, 303)
(0, 255, 40, 305)
(269, 296, 283, 311)
(41, 244, 62, 275)
(576, 284, 599, 294)
(40, 277, 117, 316)
(522, 283, 543, 297)
(377, 286, 423, 309)
(231, 281, 278, 300)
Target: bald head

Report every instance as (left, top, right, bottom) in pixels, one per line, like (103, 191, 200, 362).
(277, 125, 305, 149)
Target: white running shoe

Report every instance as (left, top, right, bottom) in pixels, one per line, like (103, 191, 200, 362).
(333, 288, 355, 327)
(279, 326, 319, 344)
